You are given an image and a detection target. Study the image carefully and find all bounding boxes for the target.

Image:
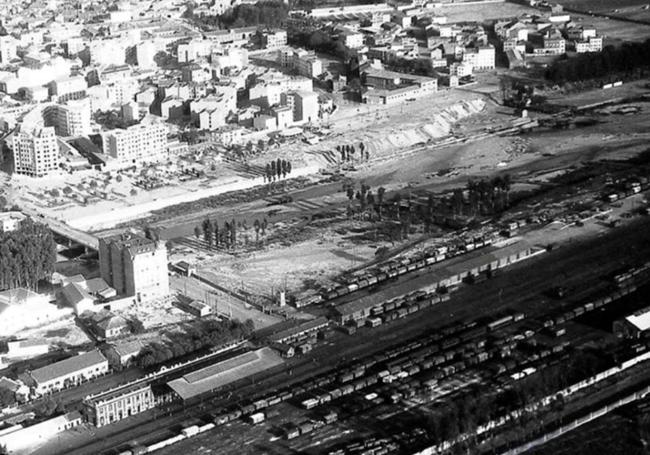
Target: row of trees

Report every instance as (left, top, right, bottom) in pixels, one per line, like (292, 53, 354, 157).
(194, 217, 269, 248)
(451, 175, 512, 217)
(135, 319, 255, 369)
(0, 218, 56, 290)
(289, 28, 357, 62)
(546, 40, 650, 83)
(264, 159, 292, 182)
(186, 0, 289, 29)
(337, 143, 369, 163)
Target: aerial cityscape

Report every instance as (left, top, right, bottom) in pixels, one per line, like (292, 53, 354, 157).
(1, 0, 650, 453)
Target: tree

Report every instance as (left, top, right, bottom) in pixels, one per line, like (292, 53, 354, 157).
(377, 186, 386, 220)
(194, 225, 202, 240)
(130, 188, 137, 196)
(261, 218, 268, 235)
(270, 160, 277, 181)
(253, 219, 261, 242)
(276, 158, 282, 180)
(128, 317, 146, 334)
(202, 218, 213, 249)
(265, 163, 271, 183)
(214, 222, 220, 248)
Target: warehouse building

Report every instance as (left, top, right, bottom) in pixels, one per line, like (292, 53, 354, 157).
(614, 306, 650, 339)
(266, 317, 329, 344)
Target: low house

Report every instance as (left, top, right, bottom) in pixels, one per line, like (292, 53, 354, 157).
(29, 350, 109, 394)
(84, 310, 130, 339)
(0, 411, 82, 453)
(104, 340, 145, 368)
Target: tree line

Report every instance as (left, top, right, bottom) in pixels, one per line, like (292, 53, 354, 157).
(546, 40, 650, 83)
(193, 217, 269, 249)
(450, 175, 512, 217)
(337, 142, 369, 163)
(135, 318, 255, 369)
(0, 218, 56, 290)
(186, 0, 289, 29)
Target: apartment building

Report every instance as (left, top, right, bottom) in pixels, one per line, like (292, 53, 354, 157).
(102, 123, 168, 165)
(260, 29, 287, 49)
(462, 45, 495, 71)
(43, 98, 92, 137)
(12, 125, 60, 177)
(98, 232, 169, 302)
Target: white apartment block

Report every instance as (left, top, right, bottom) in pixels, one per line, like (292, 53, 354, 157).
(261, 30, 287, 49)
(50, 76, 88, 102)
(576, 36, 603, 53)
(198, 108, 227, 130)
(87, 78, 139, 112)
(44, 99, 92, 137)
(102, 123, 168, 165)
(282, 90, 319, 123)
(339, 29, 364, 49)
(12, 126, 60, 177)
(177, 40, 213, 63)
(0, 35, 18, 64)
(462, 45, 495, 71)
(280, 48, 323, 79)
(541, 32, 566, 55)
(99, 232, 169, 302)
(136, 40, 157, 69)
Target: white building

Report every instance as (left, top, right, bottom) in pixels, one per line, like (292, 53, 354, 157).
(338, 29, 364, 49)
(136, 41, 157, 69)
(11, 125, 60, 177)
(575, 36, 603, 53)
(462, 45, 495, 71)
(102, 123, 168, 165)
(261, 30, 287, 49)
(87, 78, 139, 112)
(282, 90, 318, 123)
(0, 211, 25, 232)
(44, 98, 92, 137)
(50, 76, 88, 102)
(279, 48, 323, 79)
(0, 35, 18, 64)
(30, 350, 109, 394)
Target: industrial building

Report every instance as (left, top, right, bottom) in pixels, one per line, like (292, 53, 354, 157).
(266, 317, 329, 344)
(98, 232, 169, 302)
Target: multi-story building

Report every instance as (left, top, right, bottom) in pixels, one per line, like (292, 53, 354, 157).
(11, 125, 60, 177)
(260, 29, 287, 49)
(462, 45, 495, 71)
(43, 99, 92, 137)
(98, 232, 169, 302)
(83, 383, 157, 427)
(337, 29, 364, 49)
(575, 35, 603, 53)
(50, 76, 88, 103)
(30, 349, 109, 394)
(136, 40, 157, 69)
(102, 123, 168, 165)
(0, 35, 17, 64)
(279, 48, 323, 79)
(541, 30, 566, 55)
(281, 90, 319, 123)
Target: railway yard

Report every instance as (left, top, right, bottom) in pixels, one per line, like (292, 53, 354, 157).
(29, 210, 650, 455)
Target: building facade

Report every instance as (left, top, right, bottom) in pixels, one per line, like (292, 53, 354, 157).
(83, 383, 156, 427)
